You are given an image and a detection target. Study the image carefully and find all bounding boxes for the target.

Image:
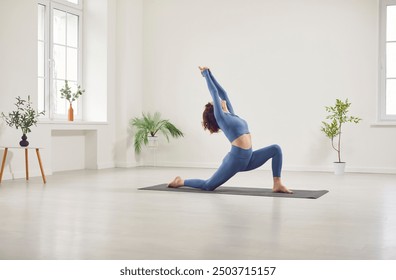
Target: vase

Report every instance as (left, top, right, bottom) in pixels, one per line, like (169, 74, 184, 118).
(19, 134, 29, 147)
(148, 136, 159, 148)
(68, 103, 74, 121)
(334, 162, 346, 175)
(147, 136, 158, 167)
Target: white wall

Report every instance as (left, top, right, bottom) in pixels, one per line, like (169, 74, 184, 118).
(142, 0, 396, 173)
(0, 0, 45, 179)
(83, 0, 108, 122)
(114, 0, 143, 167)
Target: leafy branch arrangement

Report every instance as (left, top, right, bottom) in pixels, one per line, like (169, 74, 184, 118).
(321, 99, 361, 163)
(130, 112, 184, 154)
(1, 96, 45, 135)
(60, 80, 84, 105)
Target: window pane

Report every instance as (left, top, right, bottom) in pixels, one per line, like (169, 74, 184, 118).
(386, 79, 396, 115)
(38, 42, 45, 77)
(386, 42, 396, 78)
(38, 5, 45, 41)
(38, 78, 45, 113)
(67, 13, 78, 48)
(53, 9, 66, 45)
(68, 81, 77, 92)
(53, 45, 66, 80)
(55, 80, 67, 115)
(67, 47, 78, 81)
(387, 6, 396, 42)
(67, 0, 79, 4)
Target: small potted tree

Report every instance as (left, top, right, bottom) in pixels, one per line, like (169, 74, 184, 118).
(1, 96, 45, 147)
(321, 98, 361, 175)
(60, 80, 84, 121)
(130, 112, 184, 154)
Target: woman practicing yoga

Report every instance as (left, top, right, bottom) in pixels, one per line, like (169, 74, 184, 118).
(169, 67, 292, 193)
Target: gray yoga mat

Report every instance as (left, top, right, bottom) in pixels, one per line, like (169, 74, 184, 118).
(139, 184, 329, 199)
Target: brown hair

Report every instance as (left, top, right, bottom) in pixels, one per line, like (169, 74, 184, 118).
(202, 102, 220, 133)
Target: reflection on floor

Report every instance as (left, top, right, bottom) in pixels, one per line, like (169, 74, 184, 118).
(0, 167, 395, 260)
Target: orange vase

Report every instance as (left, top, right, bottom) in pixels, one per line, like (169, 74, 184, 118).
(68, 103, 74, 121)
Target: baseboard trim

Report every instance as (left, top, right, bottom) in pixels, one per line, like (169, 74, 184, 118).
(96, 162, 116, 169)
(114, 161, 140, 168)
(139, 161, 396, 175)
(2, 162, 393, 182)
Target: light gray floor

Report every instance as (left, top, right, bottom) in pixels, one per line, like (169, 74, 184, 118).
(0, 167, 395, 260)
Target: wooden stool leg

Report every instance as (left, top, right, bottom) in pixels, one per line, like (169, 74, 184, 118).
(25, 148, 29, 181)
(0, 148, 8, 183)
(36, 149, 46, 184)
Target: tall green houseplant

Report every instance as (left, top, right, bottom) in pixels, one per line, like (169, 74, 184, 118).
(130, 112, 184, 154)
(321, 99, 361, 163)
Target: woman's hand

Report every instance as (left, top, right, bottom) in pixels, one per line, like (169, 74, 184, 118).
(199, 66, 209, 73)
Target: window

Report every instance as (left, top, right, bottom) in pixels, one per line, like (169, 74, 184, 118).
(379, 0, 396, 120)
(38, 0, 83, 120)
(38, 3, 48, 114)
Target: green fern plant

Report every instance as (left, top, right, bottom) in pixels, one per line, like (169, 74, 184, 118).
(130, 112, 184, 154)
(321, 99, 361, 163)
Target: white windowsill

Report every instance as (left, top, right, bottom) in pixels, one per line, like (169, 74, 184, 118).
(370, 122, 396, 127)
(38, 120, 108, 125)
(38, 120, 109, 131)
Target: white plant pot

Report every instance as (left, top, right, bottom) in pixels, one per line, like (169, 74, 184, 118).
(148, 136, 158, 148)
(334, 162, 346, 175)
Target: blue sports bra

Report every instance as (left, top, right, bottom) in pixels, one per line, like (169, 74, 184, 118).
(202, 69, 250, 142)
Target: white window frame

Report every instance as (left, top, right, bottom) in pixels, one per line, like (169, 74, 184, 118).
(38, 0, 83, 120)
(379, 0, 396, 121)
(38, 1, 50, 115)
(52, 0, 83, 11)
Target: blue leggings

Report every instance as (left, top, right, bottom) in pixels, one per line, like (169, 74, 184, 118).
(184, 144, 283, 191)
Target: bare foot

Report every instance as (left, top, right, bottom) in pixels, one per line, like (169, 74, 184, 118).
(168, 176, 184, 188)
(273, 178, 293, 194)
(273, 184, 293, 194)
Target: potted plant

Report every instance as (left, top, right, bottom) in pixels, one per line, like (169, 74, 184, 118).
(1, 96, 45, 147)
(60, 80, 84, 121)
(130, 112, 184, 154)
(321, 98, 361, 175)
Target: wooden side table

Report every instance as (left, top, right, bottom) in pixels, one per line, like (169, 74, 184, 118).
(0, 147, 46, 184)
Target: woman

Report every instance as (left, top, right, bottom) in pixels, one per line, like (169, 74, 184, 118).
(169, 67, 292, 193)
